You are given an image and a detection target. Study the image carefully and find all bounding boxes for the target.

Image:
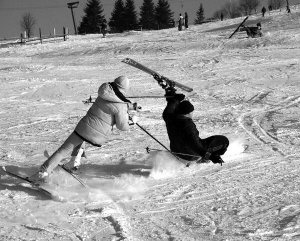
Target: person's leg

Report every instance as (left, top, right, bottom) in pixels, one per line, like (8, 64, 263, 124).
(64, 142, 86, 171)
(245, 27, 252, 37)
(203, 135, 229, 156)
(40, 132, 84, 173)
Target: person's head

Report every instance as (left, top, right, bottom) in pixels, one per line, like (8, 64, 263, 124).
(177, 100, 194, 117)
(114, 76, 130, 94)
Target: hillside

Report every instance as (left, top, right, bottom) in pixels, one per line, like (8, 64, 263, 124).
(0, 7, 300, 241)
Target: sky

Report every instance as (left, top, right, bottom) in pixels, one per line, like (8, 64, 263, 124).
(0, 0, 298, 39)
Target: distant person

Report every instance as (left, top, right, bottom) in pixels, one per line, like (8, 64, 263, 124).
(101, 19, 108, 38)
(162, 87, 229, 164)
(184, 12, 189, 29)
(261, 6, 266, 17)
(178, 13, 184, 31)
(221, 13, 224, 21)
(268, 4, 272, 13)
(29, 76, 138, 185)
(240, 22, 263, 38)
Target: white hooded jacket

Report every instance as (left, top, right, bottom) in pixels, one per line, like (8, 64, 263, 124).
(74, 82, 129, 146)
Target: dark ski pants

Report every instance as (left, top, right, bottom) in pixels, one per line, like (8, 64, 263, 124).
(202, 135, 229, 156)
(175, 135, 229, 162)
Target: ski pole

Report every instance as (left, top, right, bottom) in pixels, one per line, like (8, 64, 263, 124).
(129, 118, 189, 167)
(146, 147, 202, 158)
(83, 92, 196, 102)
(83, 96, 174, 103)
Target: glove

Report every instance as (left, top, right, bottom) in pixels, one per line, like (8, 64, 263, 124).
(210, 154, 225, 165)
(153, 74, 168, 89)
(174, 93, 185, 101)
(128, 102, 140, 111)
(165, 87, 176, 97)
(130, 115, 138, 124)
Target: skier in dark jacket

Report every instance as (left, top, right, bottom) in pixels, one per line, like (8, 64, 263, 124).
(184, 12, 189, 29)
(261, 6, 266, 17)
(162, 90, 229, 164)
(101, 19, 108, 38)
(239, 23, 263, 38)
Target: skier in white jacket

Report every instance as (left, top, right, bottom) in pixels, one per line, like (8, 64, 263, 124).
(29, 76, 138, 185)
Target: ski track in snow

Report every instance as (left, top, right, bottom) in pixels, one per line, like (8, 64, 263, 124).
(1, 6, 300, 241)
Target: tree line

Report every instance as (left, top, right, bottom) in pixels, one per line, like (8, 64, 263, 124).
(77, 0, 206, 34)
(19, 0, 287, 37)
(212, 0, 286, 20)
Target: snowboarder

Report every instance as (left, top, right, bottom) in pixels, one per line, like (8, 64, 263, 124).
(101, 19, 108, 38)
(178, 13, 184, 31)
(162, 88, 229, 164)
(239, 22, 263, 38)
(29, 76, 138, 185)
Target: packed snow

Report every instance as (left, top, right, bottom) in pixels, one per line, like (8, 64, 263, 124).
(1, 7, 300, 241)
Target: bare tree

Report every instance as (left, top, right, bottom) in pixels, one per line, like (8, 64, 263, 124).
(239, 0, 260, 15)
(268, 0, 285, 9)
(211, 0, 242, 20)
(20, 12, 36, 38)
(212, 9, 224, 20)
(223, 1, 241, 18)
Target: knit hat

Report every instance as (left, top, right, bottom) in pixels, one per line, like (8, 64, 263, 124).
(114, 76, 130, 91)
(177, 100, 194, 115)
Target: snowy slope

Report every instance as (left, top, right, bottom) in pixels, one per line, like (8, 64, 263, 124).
(0, 8, 300, 241)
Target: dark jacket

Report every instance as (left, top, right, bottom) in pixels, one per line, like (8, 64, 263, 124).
(162, 98, 207, 161)
(240, 26, 263, 38)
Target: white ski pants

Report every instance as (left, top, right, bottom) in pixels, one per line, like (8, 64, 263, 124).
(40, 132, 84, 173)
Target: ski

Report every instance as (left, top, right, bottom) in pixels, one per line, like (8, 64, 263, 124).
(44, 150, 86, 187)
(122, 58, 193, 92)
(146, 147, 211, 166)
(229, 16, 249, 39)
(58, 164, 86, 187)
(1, 166, 59, 199)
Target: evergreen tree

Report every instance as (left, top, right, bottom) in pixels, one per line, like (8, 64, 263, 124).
(155, 0, 174, 29)
(194, 3, 205, 24)
(139, 0, 156, 30)
(77, 0, 105, 34)
(124, 0, 138, 30)
(109, 0, 126, 32)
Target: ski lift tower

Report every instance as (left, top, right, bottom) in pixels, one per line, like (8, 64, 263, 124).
(67, 2, 79, 35)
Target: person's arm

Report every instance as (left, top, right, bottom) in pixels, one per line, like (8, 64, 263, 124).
(114, 107, 130, 131)
(163, 97, 179, 117)
(163, 91, 185, 119)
